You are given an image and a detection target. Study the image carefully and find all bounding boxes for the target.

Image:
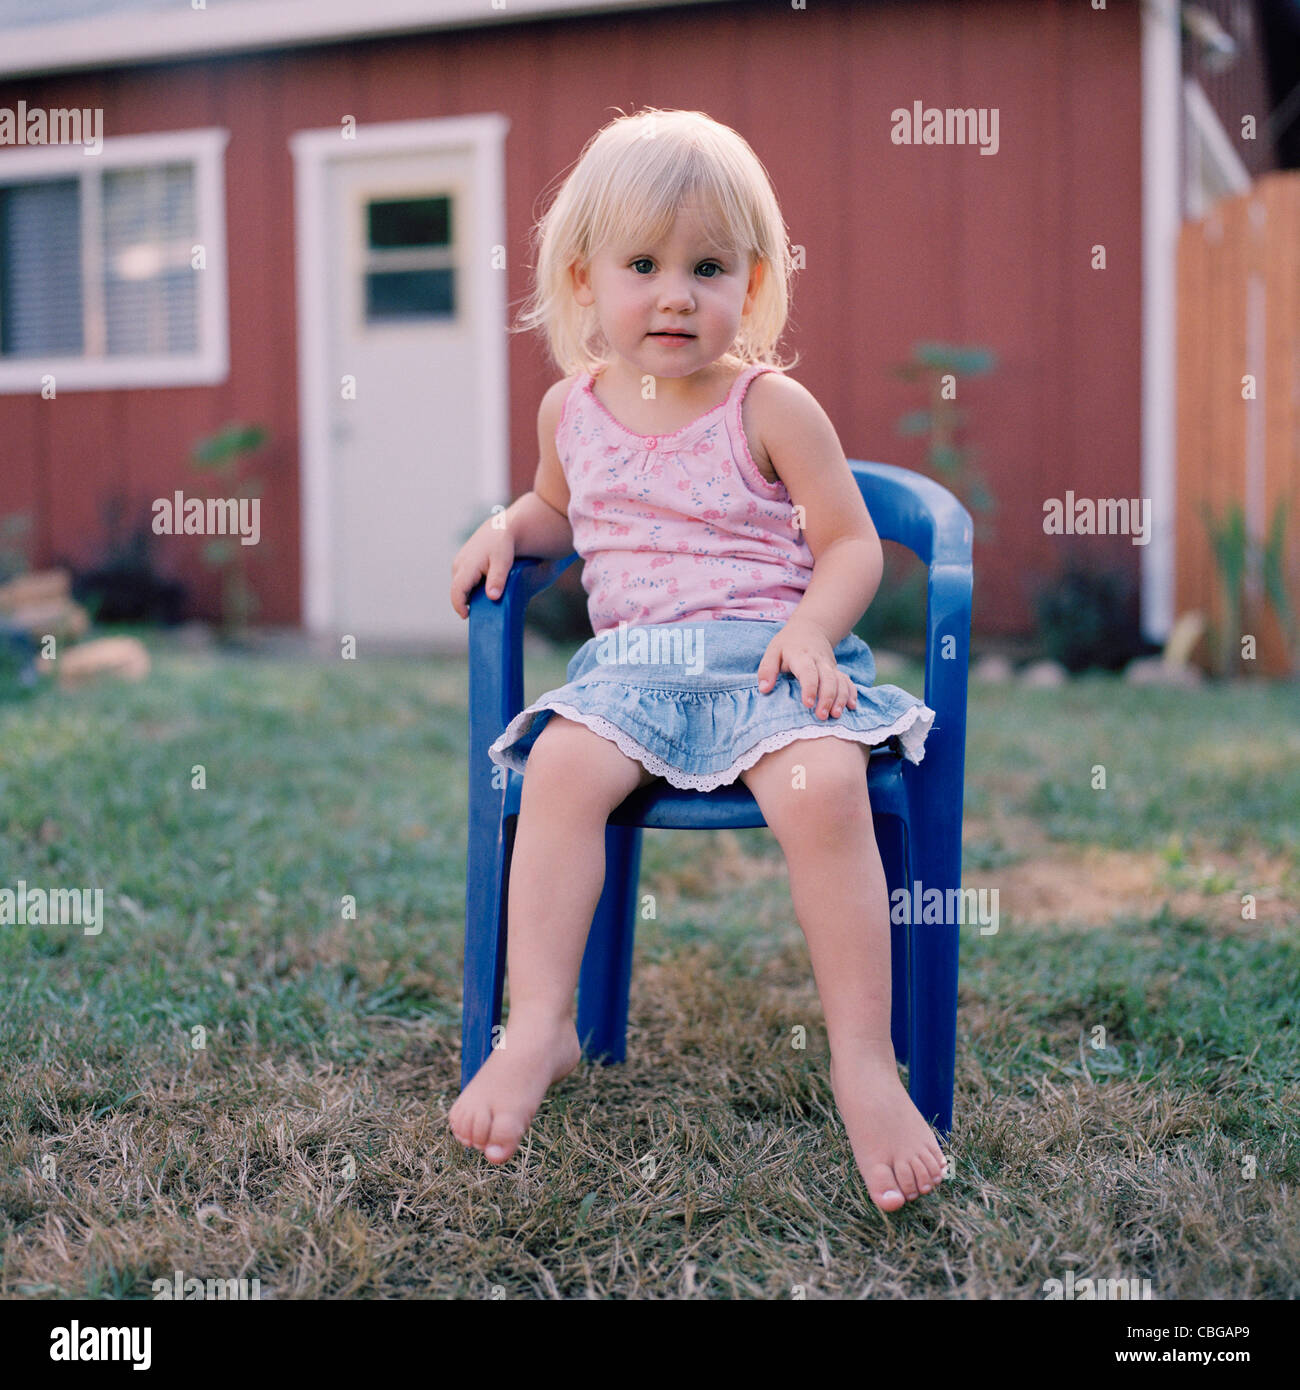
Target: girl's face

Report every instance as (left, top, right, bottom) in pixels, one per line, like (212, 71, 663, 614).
(570, 205, 763, 380)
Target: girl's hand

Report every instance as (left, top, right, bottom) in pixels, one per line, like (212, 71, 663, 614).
(756, 618, 860, 720)
(450, 520, 516, 619)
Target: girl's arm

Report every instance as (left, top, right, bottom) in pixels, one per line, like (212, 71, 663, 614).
(495, 377, 576, 561)
(449, 381, 575, 615)
(755, 374, 882, 646)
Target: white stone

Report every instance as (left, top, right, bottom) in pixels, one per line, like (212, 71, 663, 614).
(1019, 659, 1069, 688)
(972, 654, 1014, 684)
(1124, 656, 1204, 688)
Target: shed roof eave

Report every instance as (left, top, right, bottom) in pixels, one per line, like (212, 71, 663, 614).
(0, 0, 726, 80)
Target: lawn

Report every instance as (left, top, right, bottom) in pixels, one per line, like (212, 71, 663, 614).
(0, 638, 1297, 1299)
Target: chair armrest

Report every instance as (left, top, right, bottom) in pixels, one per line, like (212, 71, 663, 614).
(923, 561, 973, 738)
(467, 553, 580, 768)
(906, 558, 973, 894)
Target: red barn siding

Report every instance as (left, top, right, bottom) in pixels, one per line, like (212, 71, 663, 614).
(0, 0, 1143, 636)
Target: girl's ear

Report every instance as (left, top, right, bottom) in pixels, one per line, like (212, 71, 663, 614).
(743, 256, 764, 315)
(569, 258, 595, 306)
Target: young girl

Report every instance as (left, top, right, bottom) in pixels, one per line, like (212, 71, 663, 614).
(448, 108, 946, 1212)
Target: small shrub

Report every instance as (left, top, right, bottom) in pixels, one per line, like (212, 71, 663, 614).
(70, 493, 187, 625)
(1032, 557, 1148, 672)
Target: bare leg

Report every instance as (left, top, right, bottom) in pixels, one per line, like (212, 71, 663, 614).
(449, 716, 657, 1163)
(739, 736, 947, 1211)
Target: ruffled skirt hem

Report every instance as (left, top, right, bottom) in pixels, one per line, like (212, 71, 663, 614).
(488, 697, 934, 793)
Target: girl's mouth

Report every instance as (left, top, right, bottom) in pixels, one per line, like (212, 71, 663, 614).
(649, 332, 694, 340)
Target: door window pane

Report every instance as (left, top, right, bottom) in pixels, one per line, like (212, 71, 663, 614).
(368, 196, 450, 249)
(363, 193, 456, 324)
(365, 268, 455, 320)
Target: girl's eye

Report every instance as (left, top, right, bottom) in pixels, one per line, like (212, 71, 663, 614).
(628, 259, 724, 276)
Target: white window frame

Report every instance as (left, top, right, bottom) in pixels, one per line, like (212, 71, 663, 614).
(0, 127, 230, 393)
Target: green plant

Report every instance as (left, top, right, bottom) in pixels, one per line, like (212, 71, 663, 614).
(892, 341, 998, 541)
(1201, 498, 1296, 676)
(0, 511, 32, 584)
(1263, 501, 1296, 664)
(0, 623, 39, 702)
(188, 423, 270, 638)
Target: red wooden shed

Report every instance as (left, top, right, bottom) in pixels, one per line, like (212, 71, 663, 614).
(0, 0, 1281, 648)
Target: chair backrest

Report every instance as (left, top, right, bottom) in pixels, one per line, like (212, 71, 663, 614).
(842, 461, 973, 769)
(847, 459, 972, 571)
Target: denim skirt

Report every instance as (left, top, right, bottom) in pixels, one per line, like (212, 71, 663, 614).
(487, 618, 935, 793)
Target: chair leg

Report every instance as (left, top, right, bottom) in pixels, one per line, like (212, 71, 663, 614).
(875, 813, 911, 1067)
(907, 923, 958, 1138)
(576, 823, 644, 1065)
(460, 811, 513, 1091)
(905, 837, 958, 1138)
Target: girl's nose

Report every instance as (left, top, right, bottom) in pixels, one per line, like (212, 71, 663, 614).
(657, 276, 696, 312)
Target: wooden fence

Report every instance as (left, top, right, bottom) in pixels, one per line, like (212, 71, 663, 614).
(1176, 171, 1300, 677)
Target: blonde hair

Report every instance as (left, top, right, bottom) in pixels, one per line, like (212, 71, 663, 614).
(513, 107, 799, 377)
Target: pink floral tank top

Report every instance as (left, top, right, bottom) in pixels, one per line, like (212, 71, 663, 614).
(557, 364, 815, 636)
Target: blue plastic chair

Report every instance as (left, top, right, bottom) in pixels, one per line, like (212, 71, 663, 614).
(462, 460, 973, 1134)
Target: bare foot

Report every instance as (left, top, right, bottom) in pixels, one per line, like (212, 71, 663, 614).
(829, 1041, 948, 1212)
(449, 1014, 583, 1164)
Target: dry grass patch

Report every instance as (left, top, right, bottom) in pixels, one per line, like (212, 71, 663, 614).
(3, 939, 1296, 1299)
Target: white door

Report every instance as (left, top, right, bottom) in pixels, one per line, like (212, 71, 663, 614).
(324, 149, 485, 642)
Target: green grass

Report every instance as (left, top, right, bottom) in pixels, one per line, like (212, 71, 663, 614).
(0, 639, 1296, 1298)
(963, 673, 1300, 855)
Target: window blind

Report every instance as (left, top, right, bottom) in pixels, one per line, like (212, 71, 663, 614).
(102, 161, 198, 356)
(0, 178, 84, 357)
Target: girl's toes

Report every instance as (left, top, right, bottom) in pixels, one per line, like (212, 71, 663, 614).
(484, 1111, 526, 1163)
(924, 1148, 947, 1183)
(448, 1102, 472, 1145)
(866, 1164, 906, 1212)
(469, 1110, 493, 1150)
(895, 1159, 922, 1201)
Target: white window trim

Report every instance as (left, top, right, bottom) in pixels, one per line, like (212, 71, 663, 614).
(0, 127, 230, 393)
(290, 114, 509, 635)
